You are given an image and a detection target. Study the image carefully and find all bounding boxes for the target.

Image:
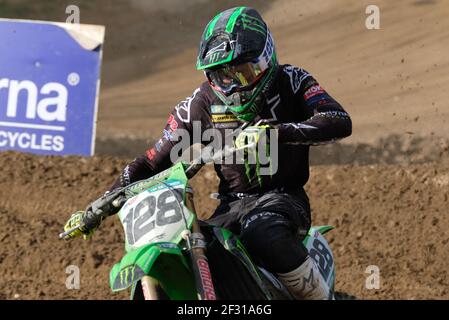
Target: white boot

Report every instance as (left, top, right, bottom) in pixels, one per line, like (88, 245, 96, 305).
(277, 256, 334, 300)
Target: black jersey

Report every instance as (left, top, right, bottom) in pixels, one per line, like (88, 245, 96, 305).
(110, 65, 352, 194)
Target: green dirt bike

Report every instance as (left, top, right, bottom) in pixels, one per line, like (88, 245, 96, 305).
(60, 142, 338, 300)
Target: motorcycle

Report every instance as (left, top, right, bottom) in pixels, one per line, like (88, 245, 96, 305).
(60, 139, 338, 300)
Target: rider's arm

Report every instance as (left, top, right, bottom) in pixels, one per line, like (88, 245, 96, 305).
(277, 67, 352, 144)
(66, 85, 211, 237)
(108, 86, 209, 192)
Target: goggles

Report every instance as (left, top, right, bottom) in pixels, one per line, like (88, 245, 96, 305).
(206, 58, 270, 96)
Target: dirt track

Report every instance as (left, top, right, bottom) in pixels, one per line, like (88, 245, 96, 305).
(0, 151, 448, 300)
(1, 0, 449, 300)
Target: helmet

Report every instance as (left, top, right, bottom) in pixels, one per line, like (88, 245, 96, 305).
(196, 6, 278, 122)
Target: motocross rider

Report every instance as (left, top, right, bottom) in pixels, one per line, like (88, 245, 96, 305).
(64, 6, 352, 300)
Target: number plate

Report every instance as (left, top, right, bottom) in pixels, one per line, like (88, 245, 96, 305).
(304, 229, 335, 284)
(118, 180, 193, 251)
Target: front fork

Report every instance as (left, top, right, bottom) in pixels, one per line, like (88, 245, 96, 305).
(140, 189, 217, 300)
(140, 276, 166, 300)
(184, 191, 217, 300)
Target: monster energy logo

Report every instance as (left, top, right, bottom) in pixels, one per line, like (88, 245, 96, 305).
(209, 52, 221, 63)
(239, 128, 278, 187)
(240, 14, 267, 35)
(119, 265, 136, 286)
(243, 141, 272, 187)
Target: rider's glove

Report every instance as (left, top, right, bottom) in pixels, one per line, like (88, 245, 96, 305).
(63, 210, 98, 240)
(63, 192, 120, 240)
(235, 125, 271, 150)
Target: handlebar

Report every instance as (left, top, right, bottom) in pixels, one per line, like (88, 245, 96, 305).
(59, 225, 83, 239)
(60, 119, 264, 240)
(59, 189, 126, 240)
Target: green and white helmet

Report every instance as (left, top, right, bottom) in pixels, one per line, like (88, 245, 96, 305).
(196, 7, 278, 122)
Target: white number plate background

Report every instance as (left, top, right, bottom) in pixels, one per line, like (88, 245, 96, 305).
(119, 185, 191, 250)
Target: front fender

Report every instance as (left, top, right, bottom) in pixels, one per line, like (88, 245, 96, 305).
(109, 242, 197, 299)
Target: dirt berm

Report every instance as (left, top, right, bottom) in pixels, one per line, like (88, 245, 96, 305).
(0, 151, 448, 300)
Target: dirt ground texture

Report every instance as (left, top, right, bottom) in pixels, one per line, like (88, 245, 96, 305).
(1, 152, 448, 300)
(1, 0, 449, 300)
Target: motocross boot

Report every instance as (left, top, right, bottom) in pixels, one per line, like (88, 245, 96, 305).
(277, 256, 334, 300)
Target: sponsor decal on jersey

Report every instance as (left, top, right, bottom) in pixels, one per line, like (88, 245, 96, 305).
(317, 111, 350, 118)
(166, 114, 178, 131)
(155, 139, 163, 152)
(175, 87, 200, 123)
(163, 129, 173, 140)
(210, 105, 229, 114)
(210, 105, 240, 128)
(264, 94, 280, 122)
(122, 165, 131, 186)
(214, 122, 240, 129)
(318, 99, 329, 105)
(211, 113, 238, 123)
(283, 66, 310, 94)
(304, 84, 325, 100)
(286, 123, 318, 130)
(146, 148, 156, 160)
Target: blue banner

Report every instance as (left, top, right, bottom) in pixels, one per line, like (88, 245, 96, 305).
(0, 19, 104, 156)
